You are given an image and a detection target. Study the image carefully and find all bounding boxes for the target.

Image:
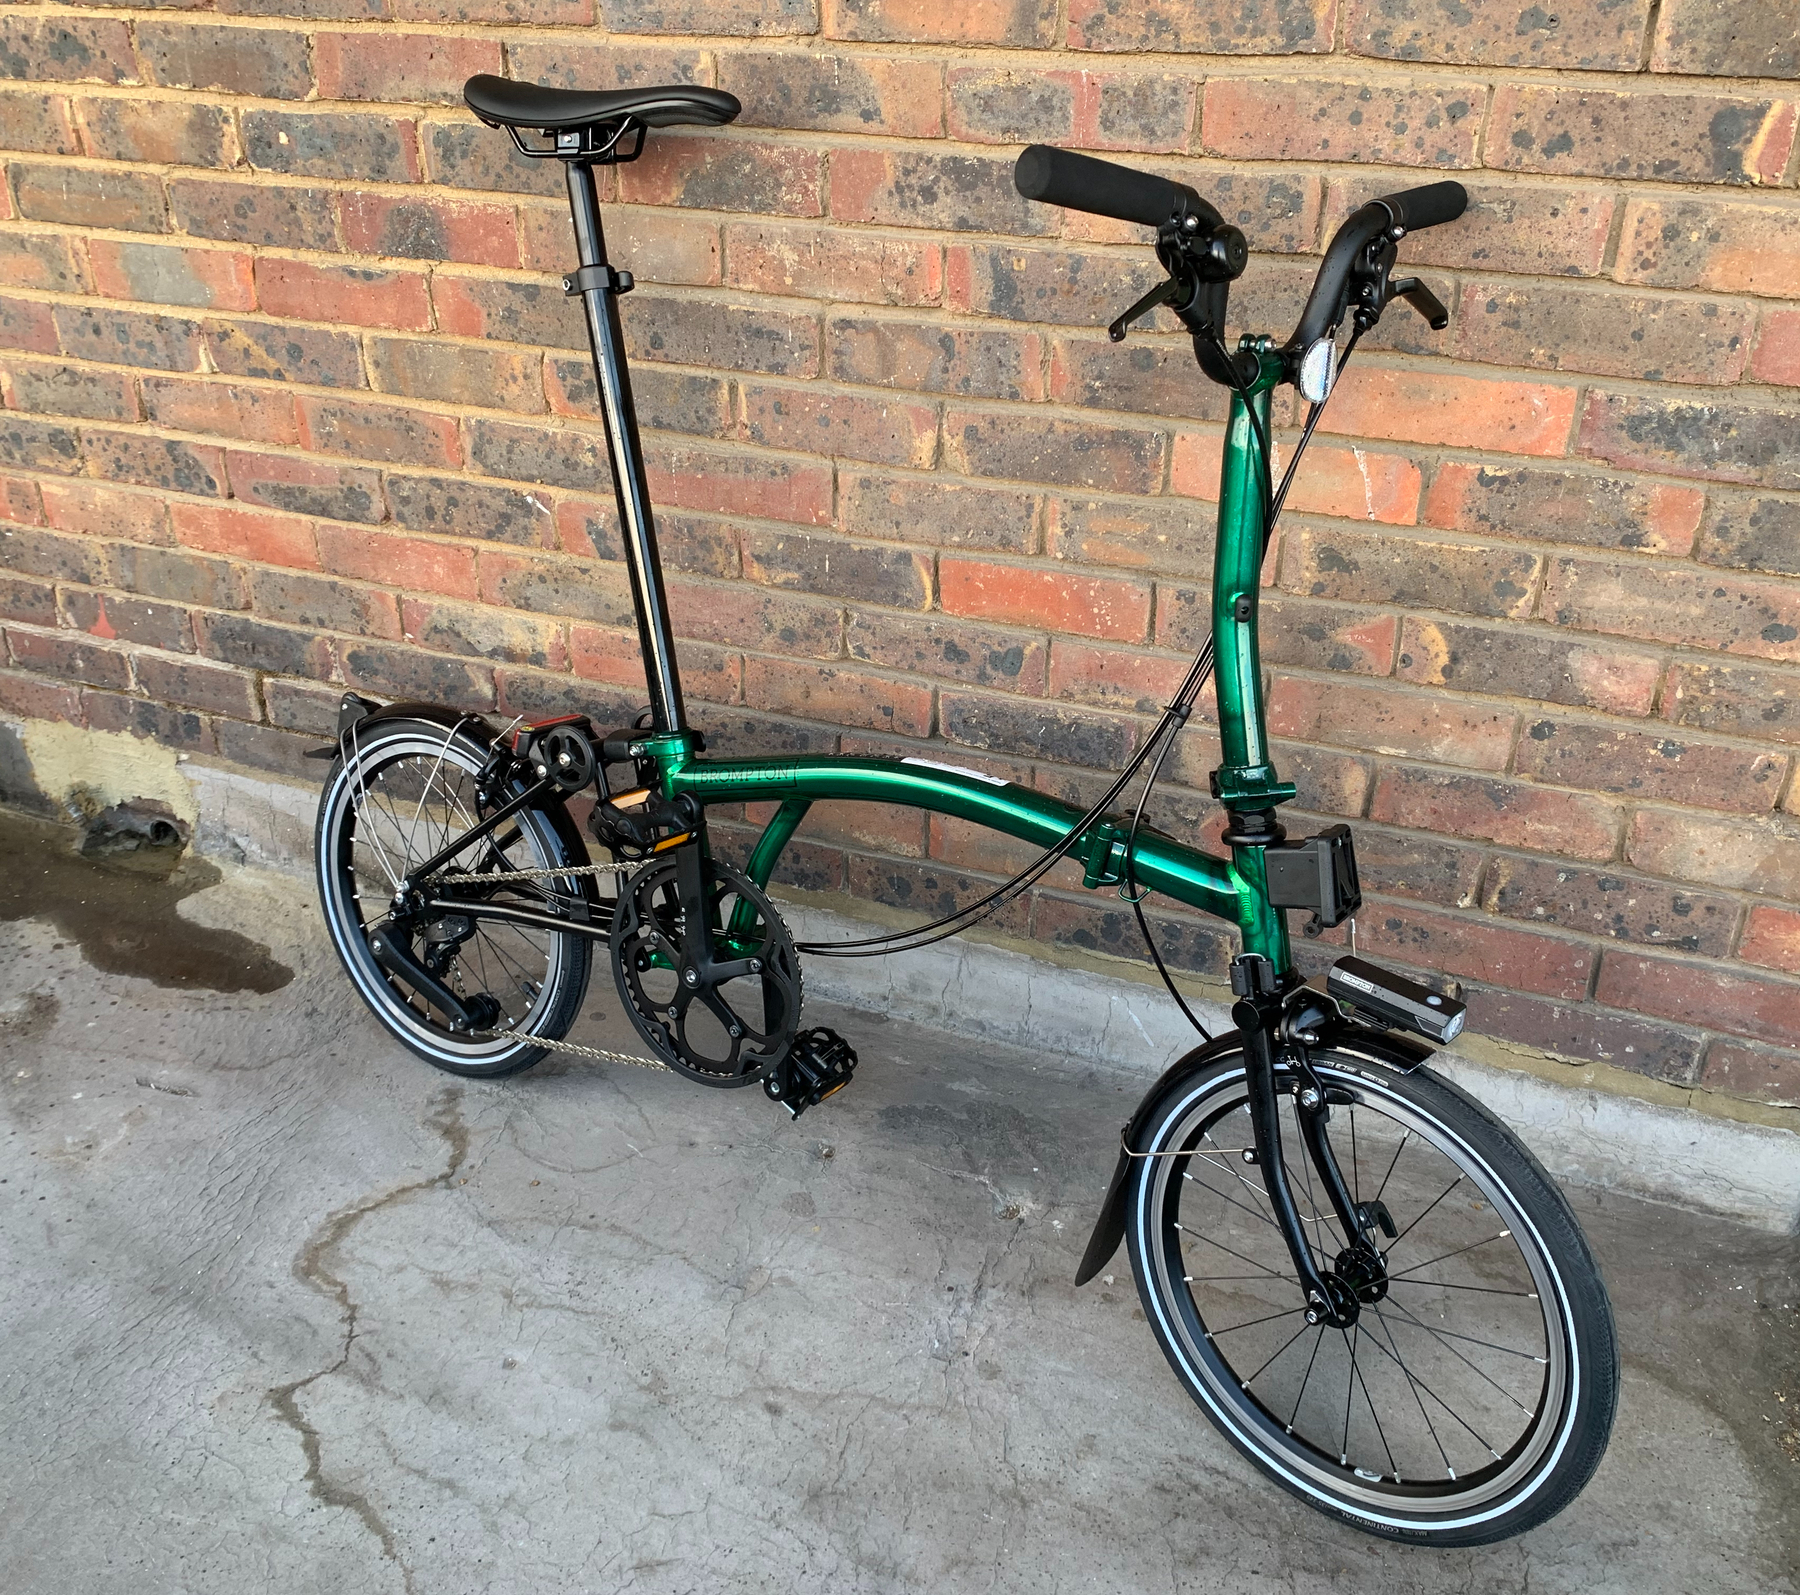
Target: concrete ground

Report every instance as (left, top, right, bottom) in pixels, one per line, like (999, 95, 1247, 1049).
(1, 808, 1796, 1595)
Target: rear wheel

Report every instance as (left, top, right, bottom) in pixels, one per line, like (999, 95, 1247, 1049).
(1125, 1046, 1616, 1545)
(314, 717, 594, 1078)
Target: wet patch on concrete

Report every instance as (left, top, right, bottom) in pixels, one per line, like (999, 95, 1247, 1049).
(0, 807, 291, 994)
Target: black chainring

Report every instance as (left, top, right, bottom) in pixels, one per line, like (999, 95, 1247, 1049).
(608, 855, 802, 1087)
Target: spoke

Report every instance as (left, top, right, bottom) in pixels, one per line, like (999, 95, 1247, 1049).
(1181, 1169, 1289, 1234)
(1240, 1318, 1315, 1386)
(1344, 1323, 1398, 1481)
(1389, 1278, 1538, 1299)
(1388, 1232, 1513, 1280)
(1391, 1317, 1546, 1364)
(1202, 1130, 1282, 1228)
(1381, 1298, 1535, 1420)
(1362, 1307, 1454, 1481)
(1286, 1325, 1327, 1434)
(1388, 1173, 1465, 1250)
(1207, 1304, 1307, 1338)
(1174, 1223, 1291, 1282)
(1372, 1129, 1411, 1207)
(1340, 1324, 1356, 1466)
(1361, 1310, 1501, 1468)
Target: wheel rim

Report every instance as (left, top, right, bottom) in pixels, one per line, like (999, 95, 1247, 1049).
(1137, 1059, 1576, 1527)
(318, 730, 580, 1062)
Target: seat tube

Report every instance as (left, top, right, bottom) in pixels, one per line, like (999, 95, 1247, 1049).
(565, 159, 687, 735)
(1210, 346, 1292, 970)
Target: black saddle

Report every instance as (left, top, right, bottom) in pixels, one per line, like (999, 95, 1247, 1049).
(464, 75, 740, 133)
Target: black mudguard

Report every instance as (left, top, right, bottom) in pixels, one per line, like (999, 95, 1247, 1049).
(1072, 1020, 1434, 1286)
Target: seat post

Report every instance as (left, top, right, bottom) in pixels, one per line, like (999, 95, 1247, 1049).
(564, 158, 687, 737)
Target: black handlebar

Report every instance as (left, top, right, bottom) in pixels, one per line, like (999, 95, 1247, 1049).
(1014, 144, 1216, 230)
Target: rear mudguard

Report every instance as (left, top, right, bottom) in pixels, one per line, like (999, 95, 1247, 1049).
(1072, 1021, 1434, 1286)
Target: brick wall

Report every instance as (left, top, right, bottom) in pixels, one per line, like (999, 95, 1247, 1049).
(2, 1, 1798, 1109)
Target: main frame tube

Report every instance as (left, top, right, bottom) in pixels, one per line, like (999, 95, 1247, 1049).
(566, 160, 687, 735)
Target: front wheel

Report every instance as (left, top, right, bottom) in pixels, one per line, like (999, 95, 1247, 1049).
(1125, 1046, 1617, 1545)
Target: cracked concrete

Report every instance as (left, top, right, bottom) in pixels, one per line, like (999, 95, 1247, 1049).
(1, 814, 1796, 1594)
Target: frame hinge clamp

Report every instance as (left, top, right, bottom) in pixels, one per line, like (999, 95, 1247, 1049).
(1209, 763, 1296, 812)
(563, 264, 634, 297)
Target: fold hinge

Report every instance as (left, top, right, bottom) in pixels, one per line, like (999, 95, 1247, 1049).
(563, 264, 634, 296)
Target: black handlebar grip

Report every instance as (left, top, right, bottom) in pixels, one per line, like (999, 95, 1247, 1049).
(1014, 144, 1200, 229)
(1377, 180, 1468, 233)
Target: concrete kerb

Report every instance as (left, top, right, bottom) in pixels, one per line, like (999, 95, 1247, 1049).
(6, 722, 1797, 1234)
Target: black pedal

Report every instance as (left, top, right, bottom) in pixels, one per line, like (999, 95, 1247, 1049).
(764, 1027, 858, 1121)
(1328, 956, 1467, 1045)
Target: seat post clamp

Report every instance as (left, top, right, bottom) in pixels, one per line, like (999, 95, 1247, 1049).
(563, 265, 634, 297)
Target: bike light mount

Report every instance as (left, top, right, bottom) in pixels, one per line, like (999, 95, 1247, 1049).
(1264, 823, 1363, 933)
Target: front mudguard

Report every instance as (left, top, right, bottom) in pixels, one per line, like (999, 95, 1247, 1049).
(1072, 1020, 1434, 1286)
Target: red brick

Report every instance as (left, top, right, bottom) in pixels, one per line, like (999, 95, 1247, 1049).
(0, 473, 44, 526)
(1615, 198, 1800, 298)
(86, 241, 256, 312)
(525, 204, 719, 284)
(743, 656, 934, 737)
(134, 22, 312, 100)
(1543, 556, 1800, 665)
(0, 666, 81, 723)
(1269, 675, 1516, 770)
(174, 502, 317, 570)
(0, 17, 134, 85)
(847, 608, 1047, 693)
(1045, 494, 1206, 577)
(831, 314, 1044, 403)
(1422, 461, 1703, 556)
(317, 525, 479, 600)
(0, 232, 86, 294)
(1357, 902, 1594, 1001)
(738, 382, 937, 469)
(339, 192, 518, 269)
(1370, 765, 1619, 859)
(1321, 366, 1576, 456)
(255, 260, 430, 332)
(1650, 0, 1800, 77)
(605, 0, 815, 32)
(619, 135, 824, 217)
(134, 653, 257, 718)
(311, 33, 501, 104)
(724, 50, 943, 137)
(830, 148, 1051, 236)
(1739, 905, 1800, 976)
(1488, 84, 1795, 186)
(225, 450, 382, 524)
(744, 526, 929, 607)
(1699, 1040, 1800, 1109)
(397, 596, 567, 672)
(297, 396, 461, 470)
(725, 222, 941, 306)
(369, 336, 544, 414)
(0, 92, 76, 156)
(167, 178, 339, 252)
(1202, 77, 1485, 167)
(572, 623, 736, 703)
(429, 274, 586, 353)
(202, 318, 365, 390)
(39, 479, 169, 545)
(1346, 0, 1651, 69)
(1748, 309, 1800, 388)
(1515, 716, 1788, 814)
(1597, 951, 1800, 1051)
(140, 376, 300, 447)
(1396, 617, 1660, 716)
(648, 443, 834, 527)
(941, 556, 1149, 641)
(1326, 180, 1615, 278)
(0, 295, 58, 356)
(825, 0, 1059, 46)
(668, 577, 843, 658)
(8, 161, 169, 234)
(1046, 639, 1188, 713)
(1628, 809, 1800, 897)
(1257, 599, 1398, 677)
(7, 625, 132, 689)
(74, 97, 233, 167)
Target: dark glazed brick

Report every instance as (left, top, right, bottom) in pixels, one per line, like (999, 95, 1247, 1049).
(214, 720, 328, 781)
(480, 553, 636, 628)
(202, 612, 350, 679)
(0, 93, 77, 157)
(667, 578, 841, 657)
(133, 654, 258, 718)
(203, 319, 365, 389)
(1488, 85, 1794, 185)
(298, 397, 458, 470)
(1597, 951, 1800, 1051)
(53, 307, 202, 374)
(829, 315, 1044, 402)
(341, 641, 497, 709)
(1202, 78, 1484, 167)
(468, 420, 612, 493)
(249, 569, 401, 638)
(848, 609, 1047, 693)
(625, 292, 820, 378)
(7, 628, 131, 689)
(1346, 0, 1652, 69)
(508, 40, 708, 91)
(0, 415, 82, 476)
(1543, 557, 1800, 664)
(1067, 0, 1332, 52)
(830, 149, 1052, 236)
(566, 505, 739, 578)
(2, 360, 138, 423)
(839, 471, 1037, 552)
(83, 692, 213, 755)
(263, 678, 341, 737)
(944, 410, 1167, 495)
(169, 180, 339, 251)
(1476, 990, 1706, 1081)
(76, 100, 233, 167)
(371, 338, 543, 415)
(947, 243, 1161, 328)
(1363, 181, 1613, 277)
(1482, 856, 1737, 956)
(551, 360, 729, 437)
(404, 598, 567, 669)
(619, 135, 823, 217)
(0, 576, 55, 627)
(423, 122, 568, 198)
(601, 0, 818, 33)
(826, 0, 1057, 47)
(942, 691, 1134, 767)
(226, 451, 382, 523)
(1283, 527, 1540, 620)
(85, 431, 225, 497)
(114, 544, 248, 610)
(387, 474, 556, 547)
(0, 295, 57, 357)
(1697, 495, 1800, 579)
(1578, 392, 1800, 491)
(0, 18, 134, 84)
(1050, 337, 1230, 423)
(9, 162, 168, 233)
(744, 527, 929, 608)
(0, 234, 86, 293)
(725, 50, 943, 137)
(242, 112, 420, 184)
(1665, 660, 1800, 748)
(1422, 462, 1704, 556)
(432, 275, 587, 352)
(1034, 894, 1234, 974)
(0, 524, 109, 583)
(847, 855, 1032, 937)
(947, 67, 1076, 143)
(1700, 1040, 1800, 1109)
(1515, 717, 1788, 813)
(1651, 0, 1800, 78)
(311, 33, 501, 105)
(1395, 617, 1660, 716)
(135, 23, 313, 100)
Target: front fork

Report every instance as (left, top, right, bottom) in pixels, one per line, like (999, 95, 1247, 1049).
(1233, 957, 1389, 1328)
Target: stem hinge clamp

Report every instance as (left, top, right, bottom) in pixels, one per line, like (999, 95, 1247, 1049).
(563, 264, 634, 296)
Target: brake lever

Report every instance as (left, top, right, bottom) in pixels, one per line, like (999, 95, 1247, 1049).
(1390, 276, 1450, 331)
(1108, 277, 1180, 343)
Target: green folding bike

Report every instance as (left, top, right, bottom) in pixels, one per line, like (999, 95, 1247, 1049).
(311, 76, 1618, 1544)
